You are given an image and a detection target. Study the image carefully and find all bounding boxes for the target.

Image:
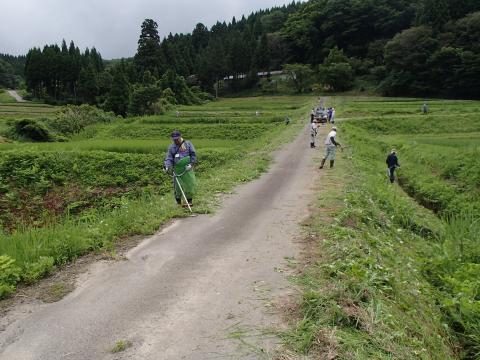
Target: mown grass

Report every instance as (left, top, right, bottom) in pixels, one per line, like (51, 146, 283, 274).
(281, 138, 459, 358)
(281, 96, 479, 359)
(0, 95, 312, 298)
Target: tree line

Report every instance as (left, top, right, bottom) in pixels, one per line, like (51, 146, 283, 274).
(0, 54, 25, 89)
(7, 0, 480, 115)
(24, 40, 104, 103)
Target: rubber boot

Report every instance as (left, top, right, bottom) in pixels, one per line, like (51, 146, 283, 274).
(319, 158, 326, 169)
(330, 160, 334, 168)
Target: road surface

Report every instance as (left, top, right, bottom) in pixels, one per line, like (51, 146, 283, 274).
(6, 90, 26, 102)
(0, 123, 323, 360)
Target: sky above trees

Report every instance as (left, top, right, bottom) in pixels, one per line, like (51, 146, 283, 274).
(0, 0, 302, 59)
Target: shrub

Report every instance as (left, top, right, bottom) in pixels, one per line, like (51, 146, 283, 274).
(0, 255, 21, 298)
(7, 118, 54, 142)
(22, 256, 55, 284)
(49, 104, 118, 135)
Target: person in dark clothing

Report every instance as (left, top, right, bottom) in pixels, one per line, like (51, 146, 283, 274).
(386, 149, 400, 183)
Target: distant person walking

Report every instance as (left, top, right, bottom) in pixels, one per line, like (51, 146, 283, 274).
(327, 107, 333, 123)
(164, 130, 197, 207)
(422, 103, 428, 114)
(330, 107, 336, 123)
(310, 108, 315, 123)
(310, 121, 318, 148)
(319, 126, 341, 169)
(386, 149, 400, 183)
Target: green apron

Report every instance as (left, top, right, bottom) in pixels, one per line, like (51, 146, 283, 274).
(173, 156, 197, 199)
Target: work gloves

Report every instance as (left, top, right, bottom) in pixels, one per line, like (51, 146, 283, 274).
(164, 164, 193, 174)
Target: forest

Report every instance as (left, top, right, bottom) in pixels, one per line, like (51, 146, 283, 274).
(0, 0, 479, 115)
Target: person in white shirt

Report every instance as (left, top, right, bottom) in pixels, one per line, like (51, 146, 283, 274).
(319, 126, 341, 169)
(310, 121, 318, 148)
(330, 108, 336, 123)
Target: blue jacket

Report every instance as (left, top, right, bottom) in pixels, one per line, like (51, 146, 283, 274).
(386, 153, 399, 168)
(164, 140, 196, 169)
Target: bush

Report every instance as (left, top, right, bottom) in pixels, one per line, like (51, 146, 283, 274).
(7, 118, 54, 142)
(0, 255, 21, 298)
(49, 104, 118, 135)
(22, 256, 55, 284)
(190, 86, 214, 101)
(128, 85, 162, 115)
(260, 78, 278, 94)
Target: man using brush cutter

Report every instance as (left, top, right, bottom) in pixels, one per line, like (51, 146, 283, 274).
(164, 130, 197, 208)
(319, 126, 341, 169)
(386, 149, 400, 183)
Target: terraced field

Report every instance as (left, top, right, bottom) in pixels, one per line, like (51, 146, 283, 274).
(0, 95, 312, 298)
(0, 100, 58, 134)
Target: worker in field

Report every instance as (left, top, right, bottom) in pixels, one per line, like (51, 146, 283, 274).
(422, 103, 429, 114)
(319, 126, 341, 169)
(310, 120, 318, 148)
(386, 149, 400, 183)
(164, 130, 197, 207)
(327, 107, 333, 122)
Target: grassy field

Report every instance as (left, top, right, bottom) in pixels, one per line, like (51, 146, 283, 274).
(0, 89, 16, 103)
(0, 99, 58, 135)
(281, 97, 480, 359)
(0, 95, 313, 298)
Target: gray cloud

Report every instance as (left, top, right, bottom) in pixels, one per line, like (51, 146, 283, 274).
(0, 0, 300, 59)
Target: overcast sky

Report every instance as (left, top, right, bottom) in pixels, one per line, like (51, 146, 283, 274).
(0, 0, 300, 59)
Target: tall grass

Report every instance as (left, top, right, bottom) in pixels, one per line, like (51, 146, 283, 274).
(338, 96, 480, 358)
(0, 94, 313, 298)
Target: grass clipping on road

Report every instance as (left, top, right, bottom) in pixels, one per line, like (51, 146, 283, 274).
(281, 147, 457, 359)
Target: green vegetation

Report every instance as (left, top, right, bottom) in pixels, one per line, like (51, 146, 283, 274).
(4, 105, 118, 141)
(110, 340, 133, 353)
(0, 102, 58, 135)
(0, 90, 15, 103)
(283, 97, 480, 358)
(11, 0, 477, 118)
(0, 95, 312, 299)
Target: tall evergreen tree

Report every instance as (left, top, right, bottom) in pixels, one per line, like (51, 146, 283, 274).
(105, 63, 130, 116)
(134, 19, 161, 74)
(253, 33, 271, 71)
(77, 64, 98, 104)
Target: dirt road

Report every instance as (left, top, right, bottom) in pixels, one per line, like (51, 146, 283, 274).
(6, 90, 26, 102)
(0, 124, 323, 360)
